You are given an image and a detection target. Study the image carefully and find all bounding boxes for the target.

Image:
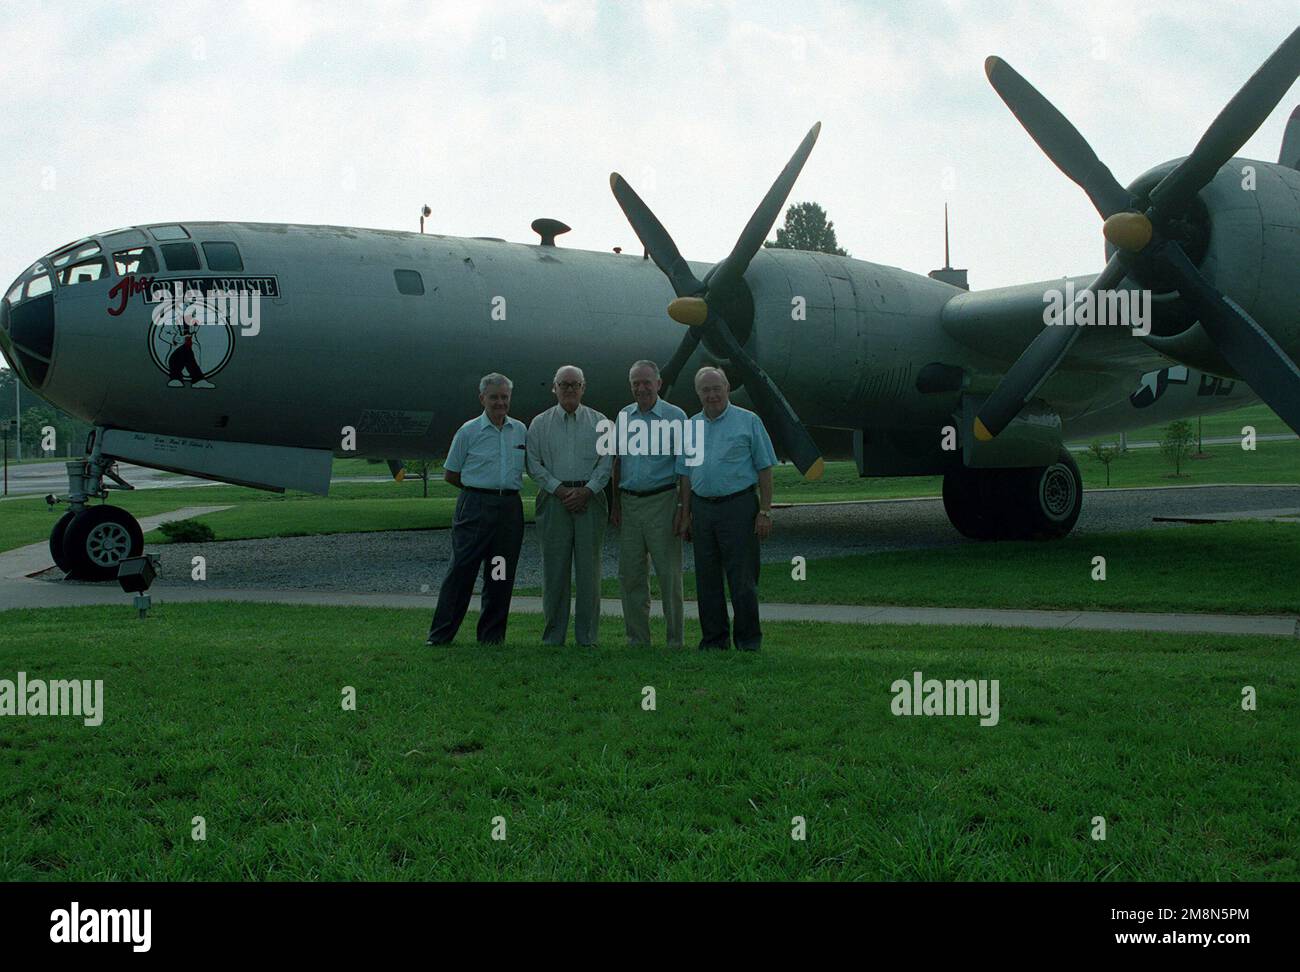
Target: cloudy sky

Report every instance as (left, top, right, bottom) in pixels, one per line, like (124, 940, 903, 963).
(1, 0, 1296, 311)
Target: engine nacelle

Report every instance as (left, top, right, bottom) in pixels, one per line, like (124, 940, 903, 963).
(1133, 158, 1300, 377)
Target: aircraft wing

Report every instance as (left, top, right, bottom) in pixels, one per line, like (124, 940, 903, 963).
(940, 274, 1176, 375)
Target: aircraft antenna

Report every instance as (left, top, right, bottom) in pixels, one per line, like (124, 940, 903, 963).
(943, 203, 950, 269)
(927, 203, 968, 291)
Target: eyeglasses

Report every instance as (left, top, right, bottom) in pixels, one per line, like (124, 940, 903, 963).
(556, 381, 584, 390)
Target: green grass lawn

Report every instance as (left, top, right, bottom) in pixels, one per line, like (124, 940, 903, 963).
(331, 457, 416, 478)
(0, 480, 459, 553)
(0, 603, 1293, 881)
(551, 521, 1300, 617)
(3, 436, 1296, 555)
(1070, 403, 1294, 445)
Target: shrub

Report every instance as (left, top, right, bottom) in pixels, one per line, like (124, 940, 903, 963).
(158, 518, 215, 543)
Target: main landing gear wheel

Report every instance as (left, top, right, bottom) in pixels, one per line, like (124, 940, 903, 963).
(59, 506, 144, 581)
(942, 449, 1082, 541)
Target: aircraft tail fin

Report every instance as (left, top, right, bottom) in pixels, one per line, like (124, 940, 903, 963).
(1280, 105, 1300, 169)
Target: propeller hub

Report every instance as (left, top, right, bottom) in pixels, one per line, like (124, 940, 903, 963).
(667, 296, 709, 327)
(1102, 212, 1153, 252)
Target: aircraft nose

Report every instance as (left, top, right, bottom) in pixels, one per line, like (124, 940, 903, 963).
(2, 269, 56, 388)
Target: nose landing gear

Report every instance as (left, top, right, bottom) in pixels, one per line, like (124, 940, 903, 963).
(48, 432, 145, 581)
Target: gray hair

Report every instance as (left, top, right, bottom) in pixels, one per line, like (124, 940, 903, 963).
(479, 372, 513, 394)
(628, 359, 660, 380)
(553, 364, 586, 385)
(694, 366, 729, 389)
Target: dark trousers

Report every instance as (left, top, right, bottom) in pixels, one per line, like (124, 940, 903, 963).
(691, 490, 762, 650)
(428, 491, 524, 644)
(167, 343, 204, 382)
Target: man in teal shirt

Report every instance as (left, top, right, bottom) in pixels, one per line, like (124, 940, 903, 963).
(675, 366, 777, 651)
(610, 359, 689, 647)
(427, 373, 528, 646)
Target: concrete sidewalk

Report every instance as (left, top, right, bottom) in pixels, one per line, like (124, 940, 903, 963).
(1, 578, 1294, 638)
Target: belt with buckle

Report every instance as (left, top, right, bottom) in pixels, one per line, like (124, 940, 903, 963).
(619, 483, 676, 498)
(692, 487, 756, 504)
(463, 486, 519, 496)
(559, 480, 589, 488)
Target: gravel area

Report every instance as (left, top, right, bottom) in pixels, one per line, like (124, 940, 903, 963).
(85, 484, 1300, 596)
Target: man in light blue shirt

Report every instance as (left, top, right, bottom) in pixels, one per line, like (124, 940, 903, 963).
(675, 366, 777, 651)
(427, 373, 528, 646)
(609, 359, 689, 647)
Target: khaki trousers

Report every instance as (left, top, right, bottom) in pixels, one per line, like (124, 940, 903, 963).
(536, 489, 607, 646)
(617, 489, 684, 647)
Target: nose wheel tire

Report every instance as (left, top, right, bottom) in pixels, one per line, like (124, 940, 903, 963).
(59, 506, 145, 581)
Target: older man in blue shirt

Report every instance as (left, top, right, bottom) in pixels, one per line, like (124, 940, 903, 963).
(675, 366, 777, 651)
(610, 359, 689, 647)
(427, 372, 528, 646)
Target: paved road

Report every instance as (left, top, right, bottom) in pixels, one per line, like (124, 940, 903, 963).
(1, 460, 214, 497)
(1067, 433, 1296, 451)
(35, 483, 1297, 597)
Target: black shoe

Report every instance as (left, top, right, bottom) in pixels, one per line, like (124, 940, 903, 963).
(426, 635, 450, 647)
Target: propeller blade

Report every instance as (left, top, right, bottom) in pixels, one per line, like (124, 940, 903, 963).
(974, 251, 1129, 441)
(984, 56, 1132, 219)
(1158, 242, 1300, 435)
(386, 460, 406, 482)
(707, 122, 823, 296)
(608, 173, 704, 298)
(660, 327, 703, 397)
(706, 314, 824, 479)
(1148, 26, 1300, 216)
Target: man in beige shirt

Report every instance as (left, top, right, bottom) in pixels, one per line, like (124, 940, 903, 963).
(526, 365, 613, 646)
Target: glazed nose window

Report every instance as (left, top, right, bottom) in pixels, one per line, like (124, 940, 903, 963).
(24, 273, 51, 298)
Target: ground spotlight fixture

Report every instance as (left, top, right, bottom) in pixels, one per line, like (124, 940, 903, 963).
(118, 554, 161, 618)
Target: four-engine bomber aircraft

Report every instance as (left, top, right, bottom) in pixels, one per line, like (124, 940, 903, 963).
(3, 29, 1299, 579)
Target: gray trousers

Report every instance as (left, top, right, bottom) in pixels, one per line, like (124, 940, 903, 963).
(691, 490, 761, 650)
(536, 488, 607, 646)
(617, 488, 684, 647)
(428, 491, 524, 644)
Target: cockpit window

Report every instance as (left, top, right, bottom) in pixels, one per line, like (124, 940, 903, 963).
(46, 238, 88, 261)
(102, 229, 148, 250)
(114, 247, 159, 275)
(51, 241, 100, 269)
(202, 241, 243, 272)
(25, 274, 52, 298)
(149, 224, 190, 242)
(5, 283, 21, 303)
(160, 242, 201, 271)
(60, 257, 107, 286)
